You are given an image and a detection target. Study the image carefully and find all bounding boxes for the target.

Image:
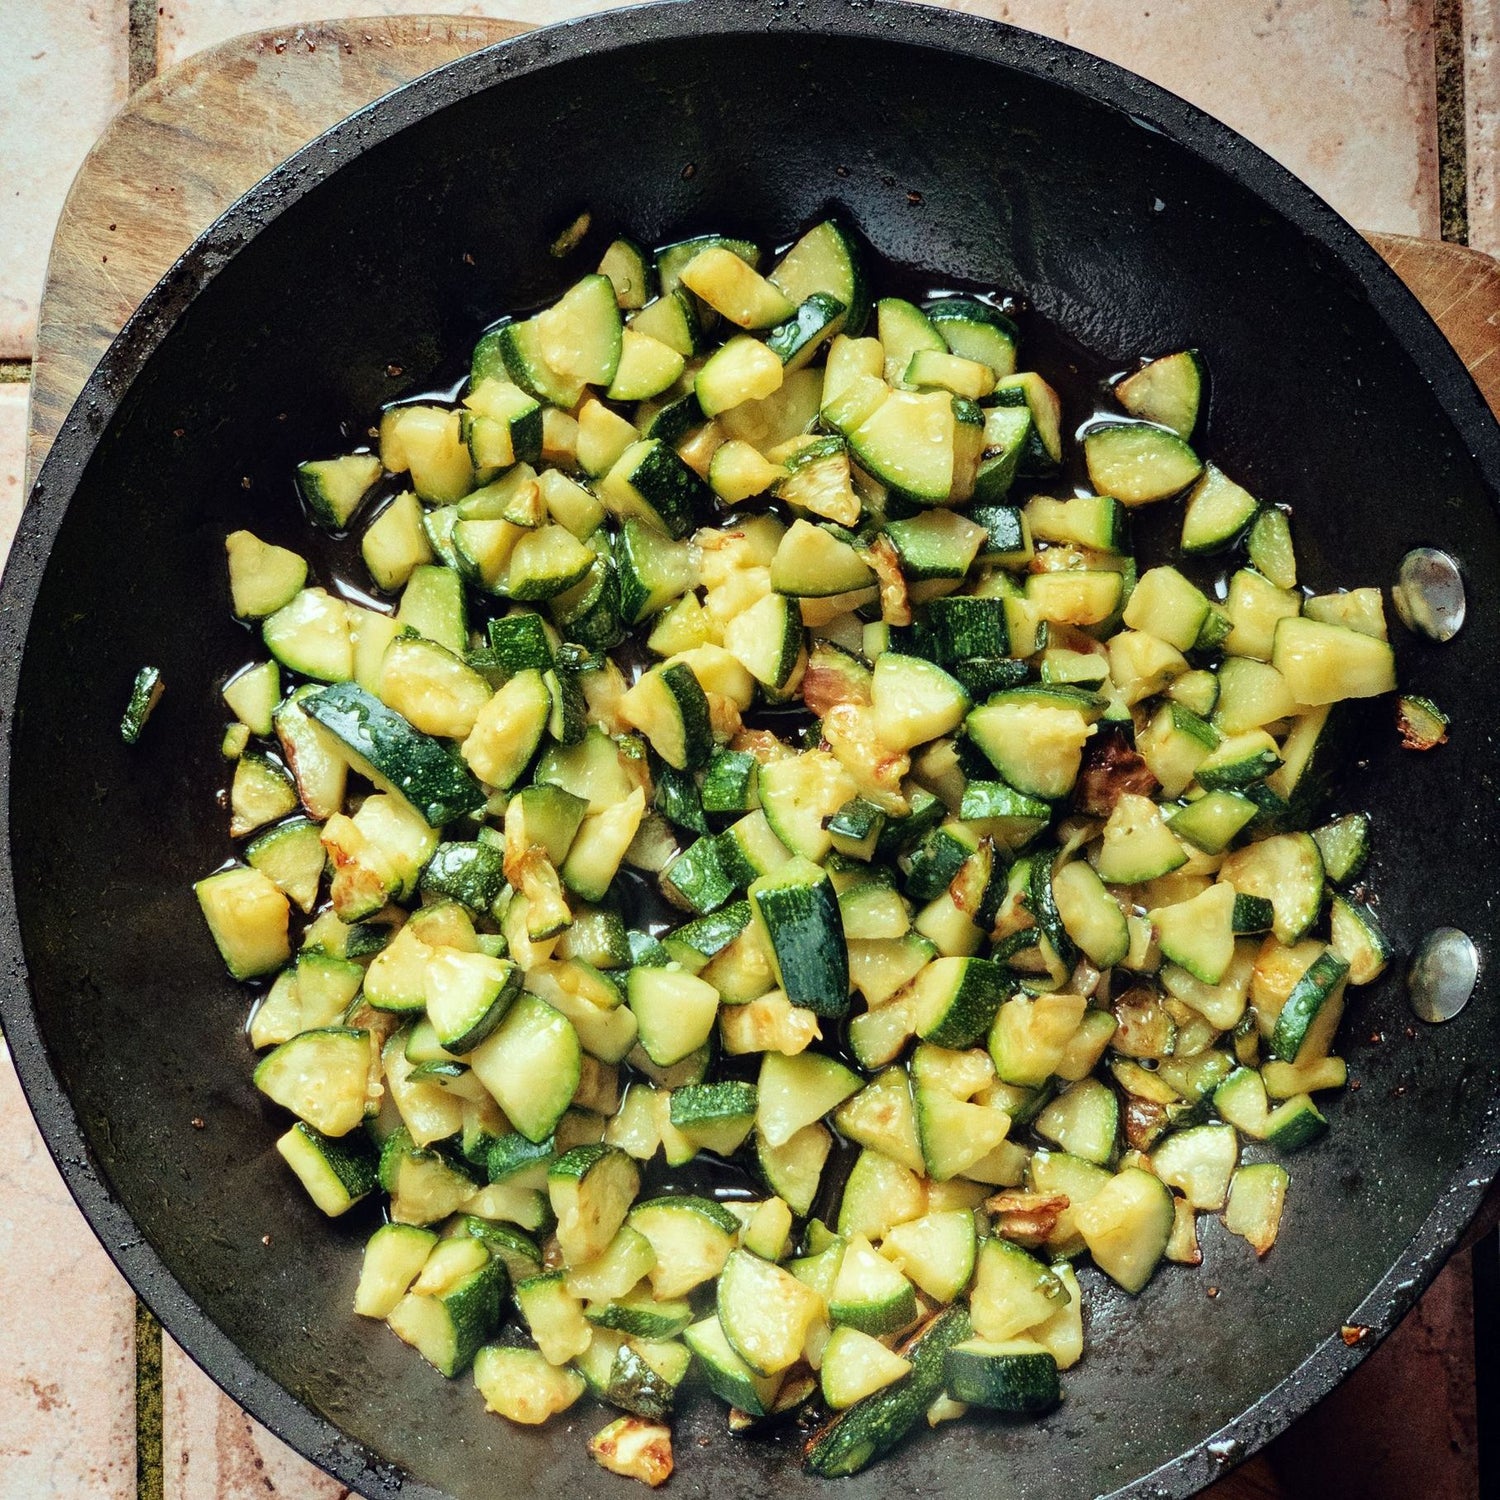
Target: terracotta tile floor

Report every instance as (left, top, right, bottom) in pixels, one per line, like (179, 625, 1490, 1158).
(1, 2, 1494, 1497)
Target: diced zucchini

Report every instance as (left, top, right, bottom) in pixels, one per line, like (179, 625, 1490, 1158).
(196, 865, 291, 979)
(424, 949, 519, 1053)
(756, 1121, 833, 1216)
(382, 406, 474, 502)
(988, 992, 1086, 1088)
(1025, 1150, 1112, 1259)
(1152, 1122, 1238, 1211)
(1329, 893, 1392, 985)
(1034, 1078, 1120, 1165)
(276, 1121, 377, 1216)
(263, 588, 354, 683)
(849, 389, 960, 504)
(1219, 832, 1324, 945)
(304, 682, 483, 826)
(563, 789, 648, 901)
(354, 1223, 440, 1318)
(1169, 790, 1258, 855)
(718, 1248, 828, 1376)
(1122, 565, 1211, 651)
(229, 750, 298, 839)
(1083, 422, 1202, 505)
(619, 662, 713, 771)
(1269, 948, 1349, 1061)
(966, 697, 1093, 801)
(770, 220, 870, 335)
(1096, 794, 1187, 884)
(297, 452, 382, 529)
(757, 1050, 861, 1149)
(1115, 350, 1203, 437)
(879, 1209, 977, 1305)
(837, 1148, 927, 1240)
(829, 1235, 917, 1337)
(1248, 505, 1298, 589)
(749, 859, 849, 1018)
(1272, 616, 1397, 704)
(599, 438, 706, 539)
(910, 956, 1007, 1049)
(1181, 467, 1257, 554)
(914, 1082, 1010, 1182)
(669, 1080, 758, 1156)
(681, 246, 795, 328)
(1072, 1166, 1174, 1293)
(1151, 881, 1236, 985)
(630, 1196, 740, 1299)
(928, 297, 1018, 378)
(226, 531, 308, 619)
(767, 292, 848, 371)
(599, 237, 655, 309)
(1223, 1163, 1289, 1254)
(943, 1338, 1059, 1413)
(548, 1143, 640, 1264)
(388, 1238, 504, 1376)
(870, 654, 970, 753)
(821, 1325, 912, 1409)
(994, 372, 1063, 470)
(684, 1315, 782, 1416)
(222, 660, 280, 738)
(253, 1026, 372, 1137)
(474, 1345, 585, 1423)
(724, 592, 804, 692)
(243, 817, 326, 916)
(468, 994, 581, 1143)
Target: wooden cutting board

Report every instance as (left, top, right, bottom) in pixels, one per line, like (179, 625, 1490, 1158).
(24, 12, 1500, 485)
(17, 16, 1497, 1500)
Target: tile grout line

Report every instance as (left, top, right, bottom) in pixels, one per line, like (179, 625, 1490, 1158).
(136, 1301, 164, 1500)
(128, 11, 164, 1498)
(127, 0, 159, 94)
(1435, 0, 1469, 244)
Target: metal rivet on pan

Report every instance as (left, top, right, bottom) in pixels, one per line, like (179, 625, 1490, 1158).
(1407, 927, 1478, 1023)
(1393, 548, 1465, 642)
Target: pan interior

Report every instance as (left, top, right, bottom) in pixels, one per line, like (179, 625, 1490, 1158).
(7, 16, 1500, 1500)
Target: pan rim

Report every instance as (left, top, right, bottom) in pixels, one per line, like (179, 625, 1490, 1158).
(2, 2, 1498, 1496)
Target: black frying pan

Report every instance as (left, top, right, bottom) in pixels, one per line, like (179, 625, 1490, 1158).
(4, 3, 1499, 1496)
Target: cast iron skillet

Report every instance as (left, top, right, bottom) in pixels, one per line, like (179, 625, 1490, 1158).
(4, 2, 1500, 1496)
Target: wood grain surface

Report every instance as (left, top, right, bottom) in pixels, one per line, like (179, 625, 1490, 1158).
(18, 15, 1498, 1500)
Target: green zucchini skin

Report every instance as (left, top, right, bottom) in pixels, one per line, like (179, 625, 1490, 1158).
(750, 862, 851, 1018)
(1270, 950, 1350, 1060)
(804, 1306, 972, 1476)
(304, 682, 484, 826)
(120, 665, 164, 744)
(943, 1340, 1060, 1413)
(420, 841, 507, 911)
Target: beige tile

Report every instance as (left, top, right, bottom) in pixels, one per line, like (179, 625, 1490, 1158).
(0, 1039, 136, 1500)
(158, 0, 1440, 236)
(163, 1336, 349, 1500)
(921, 0, 1440, 237)
(157, 0, 620, 70)
(0, 2, 129, 358)
(1466, 0, 1500, 256)
(0, 385, 27, 564)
